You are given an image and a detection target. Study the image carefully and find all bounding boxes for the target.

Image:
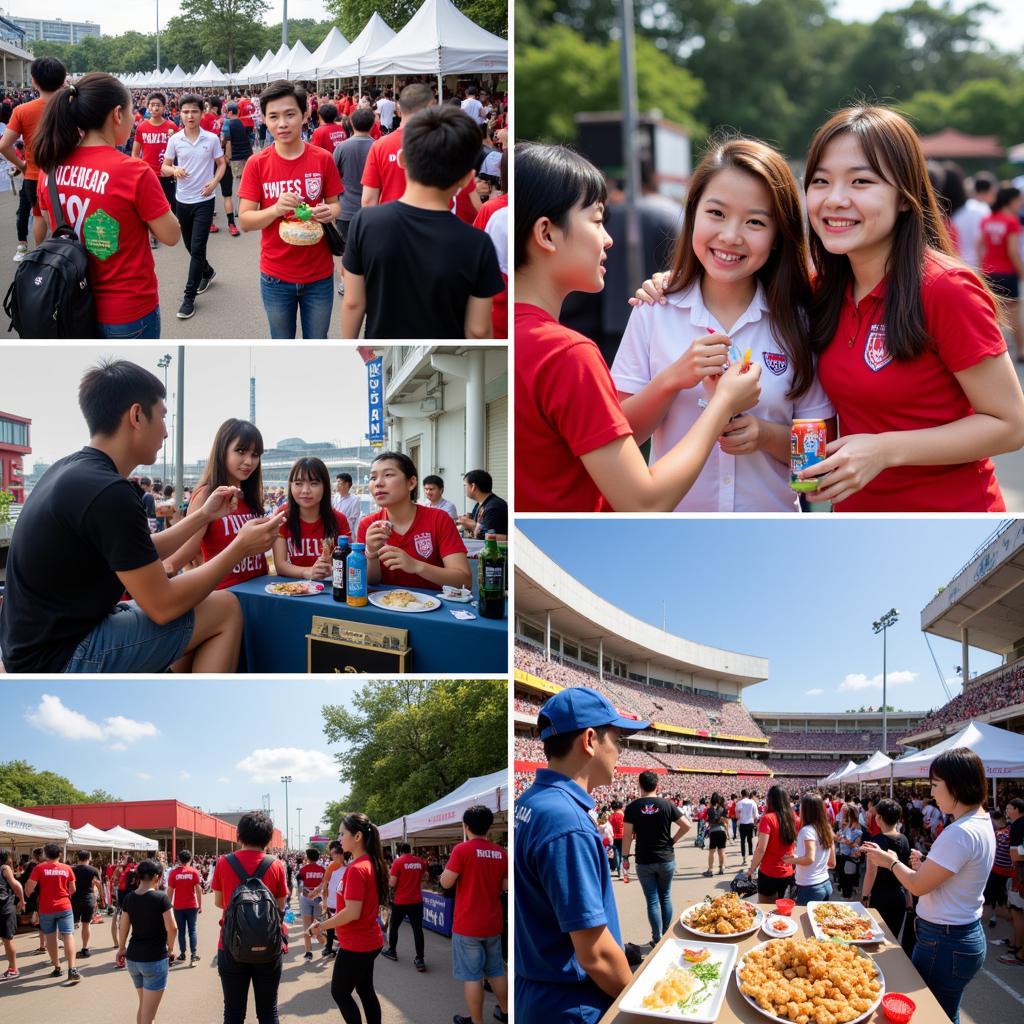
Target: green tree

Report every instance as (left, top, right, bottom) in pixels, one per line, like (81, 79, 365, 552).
(179, 0, 271, 73)
(898, 90, 952, 136)
(0, 760, 118, 807)
(321, 797, 350, 840)
(324, 0, 506, 49)
(161, 17, 210, 73)
(321, 680, 505, 825)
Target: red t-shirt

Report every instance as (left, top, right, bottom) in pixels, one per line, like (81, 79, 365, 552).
(237, 143, 343, 284)
(727, 800, 737, 820)
(9, 96, 47, 180)
(360, 128, 405, 203)
(30, 861, 75, 914)
(473, 193, 507, 231)
(211, 850, 288, 951)
(200, 112, 218, 134)
(357, 505, 466, 590)
(980, 211, 1020, 276)
(38, 146, 168, 325)
(831, 799, 844, 818)
(474, 193, 508, 339)
(117, 861, 135, 892)
(453, 176, 479, 224)
(167, 865, 202, 909)
(279, 509, 351, 566)
(135, 119, 178, 174)
(609, 810, 625, 840)
(389, 854, 427, 904)
(514, 303, 632, 512)
(337, 854, 384, 952)
(757, 812, 795, 878)
(238, 98, 255, 129)
(446, 838, 506, 938)
(192, 493, 268, 590)
(816, 251, 1007, 512)
(298, 862, 326, 893)
(311, 124, 348, 153)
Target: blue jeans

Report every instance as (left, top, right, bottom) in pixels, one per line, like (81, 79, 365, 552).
(611, 839, 622, 877)
(635, 860, 675, 943)
(795, 880, 832, 906)
(260, 272, 333, 338)
(174, 907, 198, 954)
(98, 307, 161, 339)
(911, 917, 986, 1024)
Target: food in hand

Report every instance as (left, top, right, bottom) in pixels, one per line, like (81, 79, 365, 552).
(279, 204, 324, 245)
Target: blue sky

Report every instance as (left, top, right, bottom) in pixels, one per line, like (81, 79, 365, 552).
(1, 680, 361, 847)
(519, 518, 1007, 715)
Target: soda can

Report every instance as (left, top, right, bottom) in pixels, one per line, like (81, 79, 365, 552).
(790, 419, 827, 492)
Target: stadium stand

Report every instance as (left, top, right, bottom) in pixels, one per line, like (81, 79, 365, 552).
(907, 660, 1024, 737)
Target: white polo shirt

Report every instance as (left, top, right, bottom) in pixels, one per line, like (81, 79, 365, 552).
(611, 279, 834, 512)
(164, 128, 223, 205)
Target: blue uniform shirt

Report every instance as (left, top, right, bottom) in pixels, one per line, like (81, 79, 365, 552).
(514, 769, 622, 1022)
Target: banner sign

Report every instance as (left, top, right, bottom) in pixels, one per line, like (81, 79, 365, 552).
(422, 891, 453, 936)
(367, 356, 385, 447)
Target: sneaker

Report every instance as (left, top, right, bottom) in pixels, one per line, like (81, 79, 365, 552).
(228, 223, 240, 236)
(494, 1010, 508, 1023)
(67, 968, 81, 984)
(702, 870, 714, 877)
(380, 948, 398, 962)
(150, 236, 158, 249)
(303, 952, 313, 963)
(1, 969, 18, 980)
(414, 957, 425, 972)
(190, 954, 200, 966)
(78, 948, 90, 958)
(337, 279, 345, 296)
(321, 947, 334, 958)
(718, 868, 724, 875)
(49, 966, 63, 978)
(31, 947, 46, 955)
(177, 298, 195, 319)
(209, 222, 219, 233)
(176, 952, 186, 962)
(12, 244, 27, 262)
(997, 952, 1024, 965)
(198, 268, 216, 293)
(453, 1017, 473, 1024)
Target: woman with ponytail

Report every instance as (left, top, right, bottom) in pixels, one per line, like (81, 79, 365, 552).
(312, 812, 387, 1024)
(35, 72, 181, 338)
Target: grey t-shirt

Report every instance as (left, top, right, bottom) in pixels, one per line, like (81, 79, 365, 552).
(334, 135, 375, 221)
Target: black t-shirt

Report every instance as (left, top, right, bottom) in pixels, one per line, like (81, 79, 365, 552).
(225, 117, 252, 161)
(124, 888, 172, 962)
(1009, 817, 1024, 848)
(870, 832, 910, 904)
(343, 201, 504, 339)
(471, 494, 508, 536)
(72, 864, 101, 903)
(0, 447, 158, 672)
(624, 796, 683, 865)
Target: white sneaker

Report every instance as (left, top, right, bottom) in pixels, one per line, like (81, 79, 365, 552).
(13, 244, 28, 262)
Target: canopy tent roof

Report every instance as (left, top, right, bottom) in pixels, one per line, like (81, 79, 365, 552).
(195, 60, 230, 87)
(359, 0, 508, 77)
(281, 40, 314, 80)
(103, 825, 158, 851)
(234, 54, 261, 80)
(0, 803, 70, 845)
(293, 25, 350, 78)
(379, 769, 508, 843)
(323, 14, 397, 77)
(819, 761, 858, 786)
(858, 720, 1024, 781)
(840, 750, 893, 783)
(69, 823, 123, 850)
(255, 43, 292, 85)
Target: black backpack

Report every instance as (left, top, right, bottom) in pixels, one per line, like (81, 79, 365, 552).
(221, 854, 283, 964)
(4, 169, 96, 338)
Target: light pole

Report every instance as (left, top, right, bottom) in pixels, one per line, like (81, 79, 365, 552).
(281, 776, 292, 851)
(296, 807, 302, 848)
(156, 0, 161, 70)
(872, 608, 900, 794)
(157, 353, 171, 482)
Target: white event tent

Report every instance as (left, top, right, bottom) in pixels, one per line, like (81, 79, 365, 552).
(69, 823, 124, 851)
(819, 761, 857, 786)
(323, 14, 397, 94)
(103, 825, 158, 851)
(841, 750, 893, 784)
(256, 43, 292, 85)
(293, 25, 350, 79)
(0, 802, 70, 846)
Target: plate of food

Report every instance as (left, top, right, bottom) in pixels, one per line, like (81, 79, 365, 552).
(618, 939, 737, 1022)
(679, 892, 763, 939)
(368, 590, 441, 613)
(808, 901, 885, 945)
(761, 914, 798, 939)
(264, 581, 324, 597)
(439, 585, 474, 603)
(735, 936, 884, 1024)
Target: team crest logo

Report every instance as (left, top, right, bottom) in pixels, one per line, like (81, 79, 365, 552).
(763, 351, 788, 376)
(864, 324, 892, 371)
(304, 172, 323, 202)
(414, 532, 434, 559)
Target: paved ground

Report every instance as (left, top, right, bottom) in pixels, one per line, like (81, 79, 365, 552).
(0, 181, 347, 339)
(2, 893, 504, 1022)
(610, 834, 1024, 1024)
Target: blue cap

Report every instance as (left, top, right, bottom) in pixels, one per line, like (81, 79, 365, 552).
(538, 686, 650, 739)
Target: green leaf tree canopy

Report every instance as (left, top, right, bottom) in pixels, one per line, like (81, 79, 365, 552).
(0, 760, 119, 807)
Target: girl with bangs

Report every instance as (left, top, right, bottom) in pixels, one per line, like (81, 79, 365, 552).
(271, 456, 352, 581)
(170, 419, 273, 589)
(613, 136, 834, 511)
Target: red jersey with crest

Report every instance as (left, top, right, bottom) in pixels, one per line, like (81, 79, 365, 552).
(817, 250, 1006, 512)
(237, 143, 343, 283)
(311, 123, 348, 153)
(135, 119, 178, 174)
(279, 509, 351, 566)
(191, 493, 268, 589)
(356, 505, 466, 591)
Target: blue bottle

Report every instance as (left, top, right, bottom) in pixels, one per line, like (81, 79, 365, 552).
(346, 542, 368, 607)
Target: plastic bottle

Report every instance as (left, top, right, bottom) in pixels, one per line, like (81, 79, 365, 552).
(346, 542, 368, 607)
(332, 536, 350, 602)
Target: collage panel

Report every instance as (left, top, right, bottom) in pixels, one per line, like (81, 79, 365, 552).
(0, 678, 509, 1020)
(512, 518, 1024, 1024)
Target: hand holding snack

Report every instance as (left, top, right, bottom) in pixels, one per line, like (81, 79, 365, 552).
(711, 360, 761, 416)
(364, 520, 392, 556)
(201, 485, 242, 522)
(274, 191, 303, 217)
(309, 202, 335, 224)
(236, 509, 288, 555)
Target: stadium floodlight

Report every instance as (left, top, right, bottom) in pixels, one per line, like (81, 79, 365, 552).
(281, 776, 292, 852)
(872, 609, 900, 765)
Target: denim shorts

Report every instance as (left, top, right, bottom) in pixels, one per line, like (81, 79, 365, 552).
(39, 909, 74, 935)
(795, 880, 833, 906)
(127, 956, 169, 991)
(299, 893, 322, 917)
(451, 932, 505, 981)
(65, 601, 195, 673)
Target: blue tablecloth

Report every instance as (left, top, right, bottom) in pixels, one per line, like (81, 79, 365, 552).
(232, 578, 507, 673)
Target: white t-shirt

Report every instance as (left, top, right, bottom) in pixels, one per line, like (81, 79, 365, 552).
(422, 496, 459, 521)
(485, 205, 508, 276)
(461, 97, 484, 124)
(918, 808, 995, 926)
(612, 279, 834, 511)
(737, 797, 758, 826)
(794, 825, 832, 887)
(331, 492, 362, 535)
(164, 128, 224, 205)
(327, 863, 345, 910)
(951, 197, 989, 269)
(376, 98, 396, 129)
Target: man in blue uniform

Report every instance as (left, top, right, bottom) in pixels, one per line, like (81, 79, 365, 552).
(514, 686, 650, 1023)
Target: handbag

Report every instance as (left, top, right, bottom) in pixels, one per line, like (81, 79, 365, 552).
(843, 858, 858, 876)
(322, 220, 345, 257)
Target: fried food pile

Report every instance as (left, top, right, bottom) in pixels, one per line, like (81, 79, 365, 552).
(684, 892, 757, 935)
(268, 581, 315, 595)
(811, 904, 878, 942)
(379, 590, 423, 608)
(641, 965, 699, 1010)
(738, 937, 882, 1024)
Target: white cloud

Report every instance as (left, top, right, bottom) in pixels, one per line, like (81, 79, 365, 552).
(179, 771, 191, 781)
(136, 772, 153, 781)
(217, 777, 231, 784)
(25, 695, 158, 747)
(236, 747, 337, 784)
(838, 670, 917, 693)
(804, 688, 824, 696)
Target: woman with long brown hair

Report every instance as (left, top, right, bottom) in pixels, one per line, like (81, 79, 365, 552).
(785, 792, 836, 905)
(745, 784, 797, 905)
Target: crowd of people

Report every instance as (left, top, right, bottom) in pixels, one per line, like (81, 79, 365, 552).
(1, 56, 509, 339)
(1, 806, 509, 1024)
(909, 659, 1024, 736)
(0, 359, 508, 674)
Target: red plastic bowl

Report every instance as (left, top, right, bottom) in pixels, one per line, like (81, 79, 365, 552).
(774, 898, 795, 916)
(881, 993, 916, 1024)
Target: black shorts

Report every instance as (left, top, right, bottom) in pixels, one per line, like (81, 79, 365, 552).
(71, 899, 96, 924)
(0, 903, 16, 940)
(987, 272, 1019, 300)
(708, 830, 727, 850)
(117, 890, 131, 911)
(757, 872, 792, 899)
(220, 162, 234, 197)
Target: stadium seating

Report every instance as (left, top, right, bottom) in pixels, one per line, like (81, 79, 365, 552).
(908, 660, 1024, 736)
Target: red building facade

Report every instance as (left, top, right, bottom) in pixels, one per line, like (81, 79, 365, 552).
(0, 410, 30, 503)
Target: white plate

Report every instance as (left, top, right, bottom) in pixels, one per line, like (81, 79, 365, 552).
(679, 899, 763, 939)
(368, 590, 441, 613)
(618, 938, 737, 1022)
(439, 588, 474, 603)
(807, 901, 885, 945)
(264, 581, 324, 597)
(735, 938, 884, 1024)
(761, 914, 798, 939)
